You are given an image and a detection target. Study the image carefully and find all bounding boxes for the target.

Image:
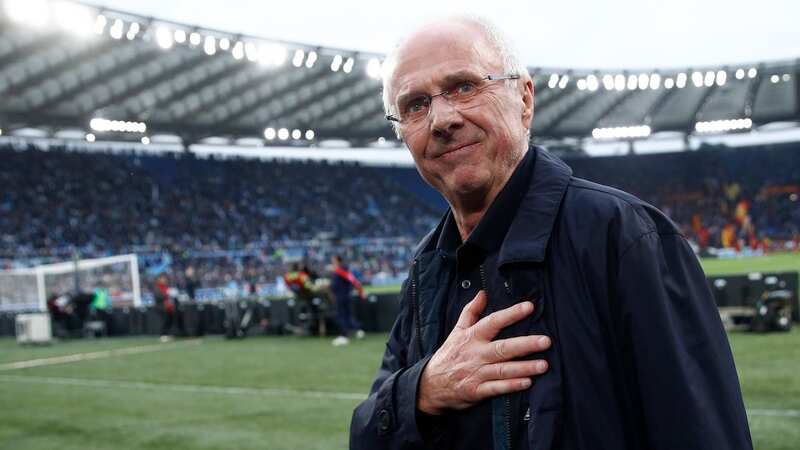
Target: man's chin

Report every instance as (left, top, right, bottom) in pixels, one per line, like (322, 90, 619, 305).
(444, 175, 491, 200)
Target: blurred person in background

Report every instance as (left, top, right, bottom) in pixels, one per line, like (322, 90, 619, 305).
(330, 255, 365, 346)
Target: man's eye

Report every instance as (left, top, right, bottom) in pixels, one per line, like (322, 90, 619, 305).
(405, 97, 429, 114)
(455, 82, 477, 94)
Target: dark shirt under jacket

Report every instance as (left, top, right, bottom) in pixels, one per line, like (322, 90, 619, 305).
(422, 149, 535, 450)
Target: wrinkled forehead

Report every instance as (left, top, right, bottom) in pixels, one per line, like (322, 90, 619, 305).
(388, 22, 503, 100)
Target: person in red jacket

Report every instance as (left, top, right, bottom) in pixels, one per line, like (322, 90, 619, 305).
(330, 255, 365, 346)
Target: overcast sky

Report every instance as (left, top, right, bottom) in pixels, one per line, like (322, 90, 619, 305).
(90, 0, 798, 70)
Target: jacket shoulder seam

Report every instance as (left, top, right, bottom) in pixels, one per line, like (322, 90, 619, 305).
(619, 230, 683, 261)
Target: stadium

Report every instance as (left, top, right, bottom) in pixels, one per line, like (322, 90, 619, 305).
(0, 0, 798, 449)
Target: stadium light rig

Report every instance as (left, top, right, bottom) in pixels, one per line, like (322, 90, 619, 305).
(90, 118, 147, 133)
(695, 118, 753, 134)
(592, 125, 651, 140)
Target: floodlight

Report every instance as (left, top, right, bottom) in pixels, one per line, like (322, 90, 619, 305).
(232, 41, 244, 60)
(291, 129, 302, 140)
(366, 58, 382, 79)
(305, 130, 315, 140)
(703, 71, 715, 87)
(156, 26, 173, 49)
(94, 14, 107, 34)
(85, 133, 96, 142)
(189, 32, 202, 46)
(649, 73, 661, 90)
(245, 42, 258, 62)
(204, 35, 216, 55)
(305, 51, 318, 68)
(586, 74, 599, 91)
(676, 73, 687, 88)
(292, 49, 305, 67)
(278, 128, 289, 140)
(331, 55, 343, 72)
(614, 74, 625, 91)
(343, 57, 355, 74)
(52, 1, 95, 36)
(602, 74, 614, 90)
(174, 29, 186, 44)
(4, 0, 50, 28)
(219, 38, 230, 51)
(264, 127, 276, 140)
(109, 19, 124, 39)
(141, 136, 150, 145)
(715, 70, 727, 86)
(626, 75, 637, 90)
(126, 22, 140, 40)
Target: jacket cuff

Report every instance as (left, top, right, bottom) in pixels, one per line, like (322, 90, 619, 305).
(375, 354, 435, 447)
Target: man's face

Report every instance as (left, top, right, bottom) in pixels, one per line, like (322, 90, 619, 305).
(388, 23, 533, 202)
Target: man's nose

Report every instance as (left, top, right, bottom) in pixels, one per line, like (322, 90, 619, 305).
(429, 96, 464, 139)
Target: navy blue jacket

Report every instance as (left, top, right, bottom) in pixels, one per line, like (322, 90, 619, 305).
(350, 147, 752, 450)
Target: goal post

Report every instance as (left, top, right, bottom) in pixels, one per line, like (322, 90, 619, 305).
(0, 254, 141, 312)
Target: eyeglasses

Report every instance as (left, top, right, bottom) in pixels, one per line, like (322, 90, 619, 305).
(386, 73, 520, 128)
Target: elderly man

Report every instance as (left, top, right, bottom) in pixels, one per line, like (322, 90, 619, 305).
(350, 16, 752, 450)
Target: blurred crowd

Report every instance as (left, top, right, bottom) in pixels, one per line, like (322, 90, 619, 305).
(1, 141, 798, 292)
(568, 142, 800, 253)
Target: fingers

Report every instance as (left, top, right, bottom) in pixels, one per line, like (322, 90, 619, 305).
(474, 378, 532, 399)
(481, 334, 551, 363)
(478, 359, 549, 381)
(454, 290, 487, 330)
(473, 301, 534, 340)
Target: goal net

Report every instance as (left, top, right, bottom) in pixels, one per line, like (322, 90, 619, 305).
(0, 254, 141, 312)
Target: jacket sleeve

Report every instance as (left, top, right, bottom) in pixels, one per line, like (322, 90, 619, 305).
(615, 230, 753, 450)
(349, 280, 433, 450)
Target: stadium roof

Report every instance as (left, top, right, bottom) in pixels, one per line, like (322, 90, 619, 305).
(0, 0, 798, 153)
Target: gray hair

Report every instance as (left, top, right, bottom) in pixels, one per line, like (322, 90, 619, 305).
(381, 15, 528, 138)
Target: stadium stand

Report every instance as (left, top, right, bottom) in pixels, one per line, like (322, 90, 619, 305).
(1, 141, 798, 290)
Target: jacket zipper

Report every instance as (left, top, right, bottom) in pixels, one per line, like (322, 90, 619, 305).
(479, 265, 513, 450)
(411, 259, 424, 358)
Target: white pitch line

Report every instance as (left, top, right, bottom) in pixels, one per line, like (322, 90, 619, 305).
(0, 374, 797, 414)
(0, 374, 367, 401)
(747, 409, 800, 418)
(0, 339, 204, 371)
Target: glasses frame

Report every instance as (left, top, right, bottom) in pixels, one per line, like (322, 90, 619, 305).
(385, 73, 520, 124)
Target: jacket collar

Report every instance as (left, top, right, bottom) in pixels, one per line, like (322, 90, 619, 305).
(497, 146, 572, 265)
(413, 146, 573, 265)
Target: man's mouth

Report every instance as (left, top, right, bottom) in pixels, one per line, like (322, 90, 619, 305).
(434, 142, 479, 159)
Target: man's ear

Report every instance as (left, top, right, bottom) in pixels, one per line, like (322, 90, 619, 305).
(521, 77, 534, 129)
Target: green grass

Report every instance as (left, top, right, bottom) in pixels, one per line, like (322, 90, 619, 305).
(701, 252, 800, 277)
(1, 329, 798, 450)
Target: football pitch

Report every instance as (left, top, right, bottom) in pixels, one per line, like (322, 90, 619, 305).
(2, 252, 799, 450)
(0, 330, 798, 450)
